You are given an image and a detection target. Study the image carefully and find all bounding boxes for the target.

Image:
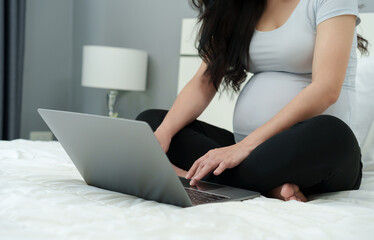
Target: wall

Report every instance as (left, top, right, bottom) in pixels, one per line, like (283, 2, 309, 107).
(71, 0, 196, 119)
(21, 0, 73, 139)
(21, 0, 197, 139)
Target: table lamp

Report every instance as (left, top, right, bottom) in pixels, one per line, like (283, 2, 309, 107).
(81, 45, 148, 117)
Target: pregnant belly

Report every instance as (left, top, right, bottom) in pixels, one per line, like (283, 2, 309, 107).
(233, 71, 353, 143)
(233, 72, 312, 142)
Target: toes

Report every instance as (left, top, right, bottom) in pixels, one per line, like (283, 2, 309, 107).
(268, 183, 308, 202)
(291, 184, 300, 193)
(289, 196, 297, 201)
(294, 191, 308, 202)
(280, 183, 295, 199)
(281, 183, 308, 202)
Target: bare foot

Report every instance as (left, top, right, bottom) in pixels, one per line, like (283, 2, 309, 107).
(265, 183, 308, 202)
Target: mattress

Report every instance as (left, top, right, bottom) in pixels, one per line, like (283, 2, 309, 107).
(0, 140, 373, 240)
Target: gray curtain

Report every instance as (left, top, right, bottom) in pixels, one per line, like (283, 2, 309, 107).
(0, 0, 26, 140)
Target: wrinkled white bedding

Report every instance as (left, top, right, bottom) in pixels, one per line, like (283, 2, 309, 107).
(1, 140, 373, 240)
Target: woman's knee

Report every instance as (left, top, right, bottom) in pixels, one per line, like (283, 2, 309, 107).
(304, 114, 348, 130)
(303, 115, 359, 147)
(135, 109, 168, 131)
(306, 115, 362, 179)
(135, 109, 165, 121)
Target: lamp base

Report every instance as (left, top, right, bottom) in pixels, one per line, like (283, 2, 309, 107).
(107, 90, 119, 118)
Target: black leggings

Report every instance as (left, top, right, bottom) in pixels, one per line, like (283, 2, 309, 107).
(136, 109, 363, 196)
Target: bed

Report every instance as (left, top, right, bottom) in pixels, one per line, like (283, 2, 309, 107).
(1, 12, 374, 240)
(1, 139, 374, 239)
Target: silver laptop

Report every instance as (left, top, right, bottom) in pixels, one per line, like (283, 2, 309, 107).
(38, 109, 260, 207)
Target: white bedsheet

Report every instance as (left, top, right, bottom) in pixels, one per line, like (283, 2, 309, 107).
(0, 140, 373, 240)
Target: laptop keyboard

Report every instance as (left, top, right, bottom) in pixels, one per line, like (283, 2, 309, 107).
(184, 187, 229, 205)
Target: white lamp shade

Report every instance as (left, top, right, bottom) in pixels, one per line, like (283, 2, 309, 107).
(82, 45, 148, 91)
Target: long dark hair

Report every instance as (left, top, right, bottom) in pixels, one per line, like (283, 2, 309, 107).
(190, 0, 369, 93)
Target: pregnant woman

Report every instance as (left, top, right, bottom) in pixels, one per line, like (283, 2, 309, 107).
(136, 0, 369, 202)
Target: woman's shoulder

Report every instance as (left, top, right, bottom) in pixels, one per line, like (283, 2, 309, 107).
(308, 0, 359, 10)
(305, 0, 360, 29)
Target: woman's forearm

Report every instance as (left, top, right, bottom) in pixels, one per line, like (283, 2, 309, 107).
(239, 82, 338, 153)
(157, 62, 217, 138)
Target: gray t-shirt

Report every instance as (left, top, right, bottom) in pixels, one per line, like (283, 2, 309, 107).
(233, 0, 360, 143)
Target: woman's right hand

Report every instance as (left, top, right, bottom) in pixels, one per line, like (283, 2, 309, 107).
(154, 128, 172, 153)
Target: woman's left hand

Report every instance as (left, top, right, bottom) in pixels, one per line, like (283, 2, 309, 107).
(185, 142, 251, 186)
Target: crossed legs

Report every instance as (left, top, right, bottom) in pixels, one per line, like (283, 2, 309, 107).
(136, 109, 363, 201)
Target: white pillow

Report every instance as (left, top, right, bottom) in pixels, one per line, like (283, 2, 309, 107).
(351, 56, 374, 171)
